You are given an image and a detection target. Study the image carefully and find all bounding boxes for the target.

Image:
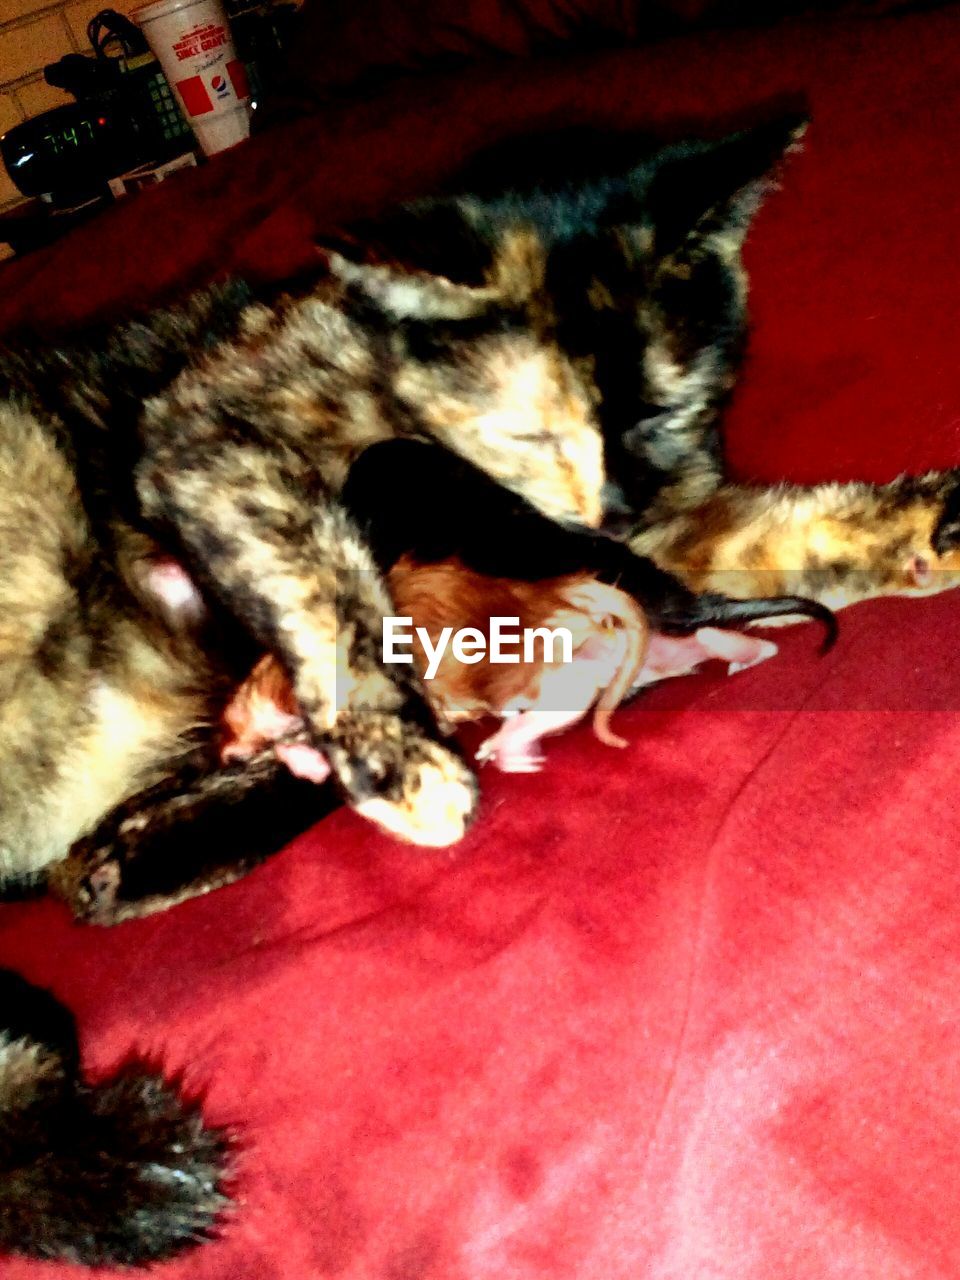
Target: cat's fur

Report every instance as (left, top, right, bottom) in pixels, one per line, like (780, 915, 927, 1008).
(0, 969, 228, 1265)
(631, 472, 960, 609)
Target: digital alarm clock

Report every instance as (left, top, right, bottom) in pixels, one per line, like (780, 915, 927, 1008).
(0, 101, 145, 204)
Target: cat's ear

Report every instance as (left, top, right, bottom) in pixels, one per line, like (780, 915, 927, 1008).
(329, 201, 492, 287)
(639, 114, 808, 255)
(321, 197, 549, 314)
(322, 248, 496, 320)
(319, 200, 507, 318)
(321, 114, 806, 308)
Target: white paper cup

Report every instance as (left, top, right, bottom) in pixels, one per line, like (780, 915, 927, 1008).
(132, 0, 251, 157)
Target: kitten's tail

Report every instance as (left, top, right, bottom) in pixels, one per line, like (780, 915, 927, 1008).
(656, 593, 839, 653)
(558, 580, 651, 747)
(0, 969, 230, 1267)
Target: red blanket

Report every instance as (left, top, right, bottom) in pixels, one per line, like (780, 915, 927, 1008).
(3, 8, 960, 1276)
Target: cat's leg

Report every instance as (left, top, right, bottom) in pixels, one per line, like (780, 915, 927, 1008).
(136, 441, 478, 848)
(631, 471, 960, 610)
(49, 749, 339, 925)
(0, 969, 228, 1265)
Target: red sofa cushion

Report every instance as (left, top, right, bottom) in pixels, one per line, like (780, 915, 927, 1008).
(2, 7, 960, 1278)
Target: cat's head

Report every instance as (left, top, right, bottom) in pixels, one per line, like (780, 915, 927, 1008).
(325, 116, 806, 529)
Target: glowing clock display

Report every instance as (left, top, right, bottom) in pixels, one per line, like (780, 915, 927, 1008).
(40, 116, 109, 157)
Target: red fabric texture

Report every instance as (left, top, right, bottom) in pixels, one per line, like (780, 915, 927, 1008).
(283, 0, 917, 99)
(283, 0, 706, 96)
(3, 8, 960, 1277)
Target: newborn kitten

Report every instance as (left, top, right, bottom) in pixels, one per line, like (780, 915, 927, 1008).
(385, 557, 651, 771)
(219, 559, 649, 775)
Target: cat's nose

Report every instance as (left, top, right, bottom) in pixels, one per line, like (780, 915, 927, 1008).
(599, 482, 635, 538)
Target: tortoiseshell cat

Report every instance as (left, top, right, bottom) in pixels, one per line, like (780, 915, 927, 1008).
(3, 116, 841, 918)
(14, 116, 958, 920)
(3, 114, 960, 1265)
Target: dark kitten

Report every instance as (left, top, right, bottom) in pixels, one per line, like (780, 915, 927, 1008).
(340, 438, 837, 640)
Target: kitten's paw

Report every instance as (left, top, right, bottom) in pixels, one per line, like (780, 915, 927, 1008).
(327, 716, 478, 847)
(480, 749, 546, 774)
(634, 628, 778, 685)
(3, 1069, 231, 1265)
(475, 716, 548, 773)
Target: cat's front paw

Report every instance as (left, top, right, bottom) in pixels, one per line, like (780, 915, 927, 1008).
(885, 469, 960, 596)
(326, 714, 478, 847)
(353, 752, 478, 847)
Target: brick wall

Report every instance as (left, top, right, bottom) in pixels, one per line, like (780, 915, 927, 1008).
(0, 0, 142, 212)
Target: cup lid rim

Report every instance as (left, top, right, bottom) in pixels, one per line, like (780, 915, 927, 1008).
(131, 0, 214, 25)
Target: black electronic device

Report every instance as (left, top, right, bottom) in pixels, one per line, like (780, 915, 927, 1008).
(0, 102, 143, 204)
(1, 9, 195, 208)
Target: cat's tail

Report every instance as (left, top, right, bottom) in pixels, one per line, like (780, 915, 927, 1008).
(0, 968, 230, 1267)
(655, 592, 839, 653)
